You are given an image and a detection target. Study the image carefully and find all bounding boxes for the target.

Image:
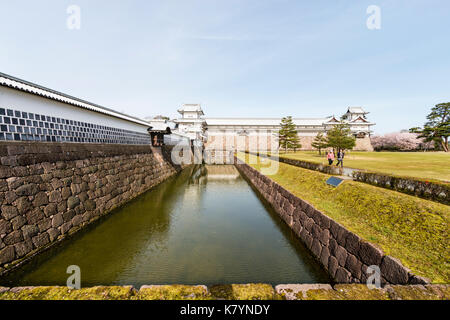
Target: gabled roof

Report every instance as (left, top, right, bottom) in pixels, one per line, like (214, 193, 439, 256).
(350, 116, 369, 123)
(178, 104, 204, 114)
(326, 116, 340, 123)
(0, 72, 150, 126)
(346, 107, 368, 114)
(147, 119, 176, 132)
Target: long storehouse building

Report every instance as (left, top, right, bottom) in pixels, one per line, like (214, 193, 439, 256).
(174, 104, 375, 151)
(0, 73, 150, 144)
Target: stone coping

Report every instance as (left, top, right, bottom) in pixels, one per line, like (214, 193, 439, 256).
(0, 284, 448, 300)
(0, 141, 154, 167)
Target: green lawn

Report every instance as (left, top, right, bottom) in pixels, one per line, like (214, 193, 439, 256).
(273, 151, 450, 183)
(238, 152, 450, 283)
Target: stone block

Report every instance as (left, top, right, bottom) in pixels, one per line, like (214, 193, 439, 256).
(408, 274, 430, 285)
(3, 230, 23, 246)
(329, 238, 338, 255)
(310, 209, 322, 225)
(21, 225, 39, 239)
(335, 245, 348, 267)
(10, 215, 27, 230)
(61, 187, 72, 200)
(311, 238, 322, 259)
(15, 197, 32, 214)
(297, 210, 307, 225)
(328, 256, 339, 278)
(358, 241, 384, 266)
(317, 213, 330, 229)
(63, 209, 76, 223)
(345, 232, 361, 256)
(4, 191, 18, 204)
(380, 255, 410, 285)
(0, 219, 12, 234)
(334, 267, 352, 284)
(38, 218, 52, 233)
(320, 246, 330, 268)
(26, 208, 45, 224)
(33, 192, 49, 207)
(1, 205, 19, 220)
(345, 253, 362, 280)
(319, 229, 330, 246)
(52, 213, 64, 228)
(0, 246, 15, 264)
(43, 203, 57, 217)
(15, 184, 39, 196)
(304, 217, 314, 232)
(78, 192, 88, 203)
(311, 223, 322, 238)
(292, 220, 302, 237)
(71, 215, 83, 228)
(50, 178, 63, 190)
(335, 225, 349, 247)
(275, 284, 333, 300)
(57, 201, 67, 213)
(48, 190, 62, 203)
(14, 239, 33, 257)
(67, 196, 80, 209)
(303, 202, 316, 218)
(31, 233, 50, 248)
(0, 166, 13, 179)
(47, 228, 60, 242)
(59, 221, 72, 235)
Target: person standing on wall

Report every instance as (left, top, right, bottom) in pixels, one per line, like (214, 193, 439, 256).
(336, 149, 345, 168)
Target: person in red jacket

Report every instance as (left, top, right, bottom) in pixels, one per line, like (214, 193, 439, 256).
(326, 150, 335, 165)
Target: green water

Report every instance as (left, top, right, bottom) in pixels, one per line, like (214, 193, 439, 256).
(2, 165, 330, 287)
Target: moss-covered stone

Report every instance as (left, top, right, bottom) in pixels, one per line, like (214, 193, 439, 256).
(138, 285, 211, 300)
(0, 284, 447, 300)
(386, 285, 448, 300)
(424, 284, 450, 299)
(0, 286, 136, 300)
(209, 284, 277, 300)
(275, 284, 331, 300)
(301, 288, 344, 300)
(333, 284, 390, 300)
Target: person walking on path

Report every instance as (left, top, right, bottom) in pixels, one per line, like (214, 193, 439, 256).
(327, 150, 334, 165)
(336, 149, 345, 168)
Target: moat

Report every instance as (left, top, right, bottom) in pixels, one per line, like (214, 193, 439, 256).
(1, 165, 329, 287)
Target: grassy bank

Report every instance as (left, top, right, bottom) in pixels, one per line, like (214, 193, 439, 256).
(238, 153, 450, 283)
(273, 151, 450, 183)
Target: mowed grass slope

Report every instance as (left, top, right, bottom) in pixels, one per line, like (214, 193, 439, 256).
(276, 151, 450, 183)
(238, 153, 450, 283)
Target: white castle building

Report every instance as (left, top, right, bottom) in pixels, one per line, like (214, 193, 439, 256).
(172, 104, 375, 151)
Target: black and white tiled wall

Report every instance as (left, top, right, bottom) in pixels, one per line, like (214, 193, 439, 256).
(0, 107, 150, 145)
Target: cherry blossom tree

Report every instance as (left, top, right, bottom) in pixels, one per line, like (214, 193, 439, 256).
(371, 132, 432, 151)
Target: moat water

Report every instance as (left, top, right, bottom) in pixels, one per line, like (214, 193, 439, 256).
(1, 165, 329, 287)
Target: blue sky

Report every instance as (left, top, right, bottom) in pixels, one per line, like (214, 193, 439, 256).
(1, 0, 449, 134)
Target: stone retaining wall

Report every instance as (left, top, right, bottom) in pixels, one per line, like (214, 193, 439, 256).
(352, 171, 449, 205)
(0, 142, 188, 275)
(234, 157, 429, 285)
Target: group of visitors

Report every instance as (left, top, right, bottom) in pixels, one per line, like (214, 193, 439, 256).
(326, 149, 345, 167)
